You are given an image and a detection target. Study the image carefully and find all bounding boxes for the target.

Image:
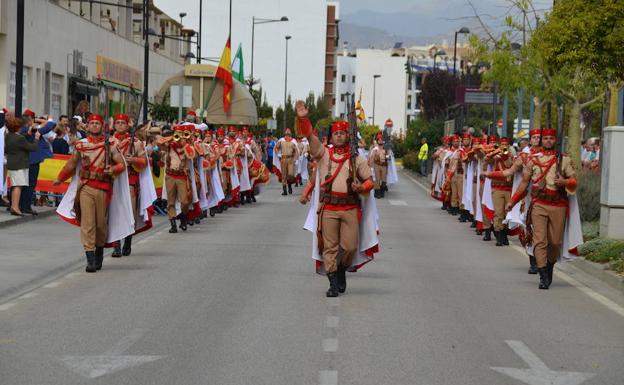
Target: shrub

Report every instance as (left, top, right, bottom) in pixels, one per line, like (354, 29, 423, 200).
(584, 240, 624, 264)
(578, 237, 617, 256)
(577, 170, 600, 222)
(582, 221, 599, 241)
(402, 151, 420, 171)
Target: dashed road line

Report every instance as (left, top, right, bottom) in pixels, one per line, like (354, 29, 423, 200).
(326, 316, 339, 328)
(388, 199, 407, 206)
(0, 302, 16, 311)
(322, 338, 338, 352)
(319, 370, 338, 385)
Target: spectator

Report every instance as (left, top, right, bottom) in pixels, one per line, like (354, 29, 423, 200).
(52, 126, 70, 155)
(19, 109, 56, 215)
(0, 109, 8, 207)
(417, 137, 429, 176)
(266, 135, 276, 171)
(518, 138, 529, 153)
(4, 116, 40, 216)
(67, 115, 86, 153)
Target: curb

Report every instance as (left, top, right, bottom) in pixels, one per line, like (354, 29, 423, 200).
(401, 166, 624, 296)
(570, 257, 624, 295)
(0, 208, 57, 229)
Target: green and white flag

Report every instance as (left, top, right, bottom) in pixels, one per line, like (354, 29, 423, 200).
(232, 44, 244, 83)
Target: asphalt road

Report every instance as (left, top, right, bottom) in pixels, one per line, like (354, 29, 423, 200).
(0, 174, 622, 385)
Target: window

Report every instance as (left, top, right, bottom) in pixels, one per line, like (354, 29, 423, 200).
(408, 74, 413, 90)
(332, 98, 336, 106)
(407, 95, 412, 110)
(352, 75, 356, 83)
(8, 63, 28, 111)
(341, 74, 346, 82)
(340, 94, 345, 101)
(51, 74, 63, 118)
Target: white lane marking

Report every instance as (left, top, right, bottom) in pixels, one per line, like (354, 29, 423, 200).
(490, 340, 595, 385)
(61, 328, 164, 379)
(510, 245, 624, 319)
(42, 281, 62, 288)
(0, 302, 16, 311)
(388, 199, 407, 206)
(403, 169, 624, 319)
(319, 370, 338, 385)
(19, 292, 38, 299)
(322, 338, 338, 353)
(326, 316, 339, 328)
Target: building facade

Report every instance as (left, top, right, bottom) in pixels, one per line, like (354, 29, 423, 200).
(0, 0, 188, 118)
(332, 50, 356, 120)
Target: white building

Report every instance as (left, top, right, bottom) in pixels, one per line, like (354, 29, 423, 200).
(0, 0, 188, 118)
(332, 51, 356, 119)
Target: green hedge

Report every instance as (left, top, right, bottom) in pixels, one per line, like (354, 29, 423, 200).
(577, 170, 600, 222)
(579, 238, 624, 275)
(402, 151, 420, 171)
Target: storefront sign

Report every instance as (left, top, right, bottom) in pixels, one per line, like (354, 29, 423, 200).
(184, 64, 217, 77)
(96, 56, 142, 90)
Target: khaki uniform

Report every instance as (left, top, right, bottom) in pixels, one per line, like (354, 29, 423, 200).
(369, 145, 388, 189)
(479, 158, 492, 229)
(58, 136, 124, 251)
(276, 138, 298, 185)
(526, 152, 576, 268)
(488, 155, 513, 231)
(164, 143, 191, 218)
(449, 149, 464, 209)
(214, 142, 233, 195)
(312, 146, 372, 273)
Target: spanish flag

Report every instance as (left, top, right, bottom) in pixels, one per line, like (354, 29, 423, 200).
(215, 36, 233, 113)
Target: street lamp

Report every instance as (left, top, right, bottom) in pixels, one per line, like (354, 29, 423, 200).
(283, 35, 292, 131)
(250, 16, 289, 93)
(433, 49, 447, 73)
(372, 74, 381, 126)
(179, 12, 187, 25)
(452, 27, 470, 77)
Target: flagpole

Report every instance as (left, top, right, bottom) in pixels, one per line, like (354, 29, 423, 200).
(229, 0, 232, 39)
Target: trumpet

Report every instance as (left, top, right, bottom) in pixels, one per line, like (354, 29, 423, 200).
(485, 144, 509, 158)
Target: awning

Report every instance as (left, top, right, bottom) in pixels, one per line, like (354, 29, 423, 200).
(70, 78, 99, 96)
(99, 79, 142, 94)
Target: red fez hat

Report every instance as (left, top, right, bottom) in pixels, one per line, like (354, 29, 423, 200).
(542, 128, 557, 137)
(284, 128, 292, 135)
(173, 125, 185, 132)
(228, 125, 238, 133)
(187, 110, 197, 117)
(529, 129, 541, 137)
(462, 133, 472, 140)
(114, 113, 129, 122)
(87, 114, 104, 123)
(442, 136, 450, 144)
(500, 137, 510, 144)
(488, 135, 498, 143)
(216, 128, 225, 136)
(331, 121, 349, 133)
(471, 137, 480, 144)
(22, 108, 35, 118)
(376, 132, 383, 140)
(248, 131, 253, 138)
(451, 135, 460, 141)
(242, 126, 249, 132)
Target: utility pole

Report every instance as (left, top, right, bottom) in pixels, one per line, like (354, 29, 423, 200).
(142, 0, 149, 122)
(15, 0, 25, 115)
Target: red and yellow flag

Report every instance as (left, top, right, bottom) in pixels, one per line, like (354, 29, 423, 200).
(215, 36, 233, 113)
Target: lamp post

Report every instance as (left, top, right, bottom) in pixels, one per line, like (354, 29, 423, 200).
(197, 1, 202, 63)
(433, 50, 446, 73)
(372, 74, 381, 126)
(283, 35, 292, 130)
(179, 12, 187, 25)
(250, 16, 289, 93)
(142, 0, 149, 122)
(452, 27, 470, 77)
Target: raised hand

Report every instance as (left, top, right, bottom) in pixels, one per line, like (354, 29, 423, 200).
(295, 100, 308, 119)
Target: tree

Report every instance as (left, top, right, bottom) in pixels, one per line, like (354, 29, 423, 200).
(531, 0, 624, 166)
(420, 71, 458, 121)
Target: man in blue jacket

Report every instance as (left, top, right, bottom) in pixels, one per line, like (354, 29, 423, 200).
(19, 109, 56, 215)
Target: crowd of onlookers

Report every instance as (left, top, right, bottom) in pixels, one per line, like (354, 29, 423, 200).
(581, 137, 600, 172)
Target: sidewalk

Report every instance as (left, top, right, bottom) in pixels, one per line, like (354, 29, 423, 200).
(403, 166, 624, 296)
(0, 206, 57, 229)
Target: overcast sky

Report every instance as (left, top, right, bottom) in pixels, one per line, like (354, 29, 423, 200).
(155, 0, 552, 107)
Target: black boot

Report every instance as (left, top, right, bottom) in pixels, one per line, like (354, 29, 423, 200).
(326, 272, 340, 297)
(111, 241, 122, 258)
(470, 220, 476, 228)
(381, 181, 388, 192)
(538, 267, 549, 289)
(246, 192, 253, 204)
(179, 215, 188, 231)
(194, 216, 201, 224)
(209, 207, 216, 217)
(483, 228, 492, 241)
(240, 192, 246, 205)
(374, 189, 380, 199)
(546, 261, 555, 286)
(168, 219, 178, 233)
(122, 236, 132, 256)
(337, 265, 347, 293)
(251, 193, 256, 202)
(441, 203, 448, 210)
(450, 207, 459, 216)
(95, 247, 104, 271)
(85, 251, 97, 273)
(458, 210, 467, 222)
(502, 228, 510, 245)
(495, 230, 503, 246)
(288, 184, 293, 194)
(380, 188, 385, 198)
(282, 186, 288, 196)
(528, 255, 538, 274)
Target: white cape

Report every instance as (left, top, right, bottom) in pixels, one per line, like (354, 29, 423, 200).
(387, 152, 398, 185)
(462, 160, 475, 214)
(207, 165, 225, 208)
(303, 171, 378, 274)
(197, 156, 210, 210)
(481, 164, 495, 215)
(239, 145, 252, 192)
(135, 157, 157, 232)
(57, 160, 135, 243)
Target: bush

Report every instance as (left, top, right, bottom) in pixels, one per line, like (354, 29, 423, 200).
(577, 170, 600, 222)
(402, 151, 420, 171)
(583, 239, 624, 264)
(578, 237, 616, 256)
(582, 221, 599, 241)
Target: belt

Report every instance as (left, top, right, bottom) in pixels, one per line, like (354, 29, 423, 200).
(532, 188, 567, 203)
(320, 192, 360, 207)
(79, 170, 112, 183)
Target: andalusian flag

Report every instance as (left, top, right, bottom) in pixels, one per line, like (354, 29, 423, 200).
(215, 36, 233, 112)
(232, 43, 245, 83)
